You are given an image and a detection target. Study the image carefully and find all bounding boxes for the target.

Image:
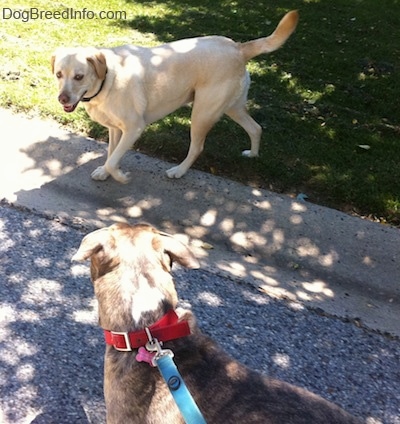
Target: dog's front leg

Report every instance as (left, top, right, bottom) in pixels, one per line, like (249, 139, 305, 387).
(94, 123, 144, 184)
(91, 127, 122, 181)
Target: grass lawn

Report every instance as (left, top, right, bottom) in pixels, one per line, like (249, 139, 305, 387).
(1, 0, 400, 225)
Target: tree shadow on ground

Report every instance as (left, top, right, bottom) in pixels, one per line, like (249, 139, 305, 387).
(12, 129, 400, 332)
(1, 204, 399, 423)
(0, 208, 105, 423)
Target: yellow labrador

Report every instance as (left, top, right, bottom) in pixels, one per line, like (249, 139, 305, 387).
(52, 11, 298, 183)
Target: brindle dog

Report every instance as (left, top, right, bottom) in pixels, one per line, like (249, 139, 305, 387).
(73, 223, 363, 424)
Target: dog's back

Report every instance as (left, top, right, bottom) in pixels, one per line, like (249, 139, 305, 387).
(150, 322, 363, 424)
(101, 320, 362, 423)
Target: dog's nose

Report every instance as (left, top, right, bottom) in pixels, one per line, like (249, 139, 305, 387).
(58, 92, 70, 105)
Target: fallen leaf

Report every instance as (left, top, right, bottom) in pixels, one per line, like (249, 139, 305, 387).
(296, 193, 309, 202)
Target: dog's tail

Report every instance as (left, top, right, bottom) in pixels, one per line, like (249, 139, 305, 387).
(239, 10, 299, 62)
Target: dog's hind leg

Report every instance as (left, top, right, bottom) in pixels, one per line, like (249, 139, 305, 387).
(225, 105, 262, 158)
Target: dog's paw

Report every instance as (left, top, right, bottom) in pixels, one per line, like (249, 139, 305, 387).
(91, 166, 110, 181)
(242, 150, 259, 158)
(166, 166, 186, 179)
(110, 169, 131, 184)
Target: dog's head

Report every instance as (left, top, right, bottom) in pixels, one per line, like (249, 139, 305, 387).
(72, 223, 200, 329)
(51, 47, 107, 113)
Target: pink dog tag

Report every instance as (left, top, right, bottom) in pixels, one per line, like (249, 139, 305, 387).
(136, 347, 157, 367)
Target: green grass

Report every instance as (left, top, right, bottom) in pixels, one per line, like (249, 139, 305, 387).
(1, 0, 400, 225)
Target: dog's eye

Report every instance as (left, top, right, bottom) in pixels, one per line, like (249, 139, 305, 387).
(56, 71, 62, 79)
(74, 74, 84, 81)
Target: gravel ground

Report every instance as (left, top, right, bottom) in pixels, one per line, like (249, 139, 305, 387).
(0, 203, 399, 424)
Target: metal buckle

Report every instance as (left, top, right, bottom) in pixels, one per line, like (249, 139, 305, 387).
(111, 331, 132, 352)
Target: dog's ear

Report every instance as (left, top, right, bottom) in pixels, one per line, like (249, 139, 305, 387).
(87, 51, 107, 80)
(50, 54, 55, 74)
(72, 227, 109, 262)
(160, 233, 200, 269)
(51, 48, 64, 74)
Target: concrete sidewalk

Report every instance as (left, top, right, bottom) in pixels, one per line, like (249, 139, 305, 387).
(1, 107, 399, 336)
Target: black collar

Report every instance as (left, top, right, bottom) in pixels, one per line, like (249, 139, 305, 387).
(82, 71, 107, 103)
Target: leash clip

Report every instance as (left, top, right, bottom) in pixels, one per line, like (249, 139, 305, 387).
(145, 327, 174, 360)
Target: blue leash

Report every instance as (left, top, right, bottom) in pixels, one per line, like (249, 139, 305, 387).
(143, 328, 206, 424)
(156, 354, 207, 424)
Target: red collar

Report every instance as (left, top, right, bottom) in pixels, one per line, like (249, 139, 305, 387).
(104, 309, 191, 352)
